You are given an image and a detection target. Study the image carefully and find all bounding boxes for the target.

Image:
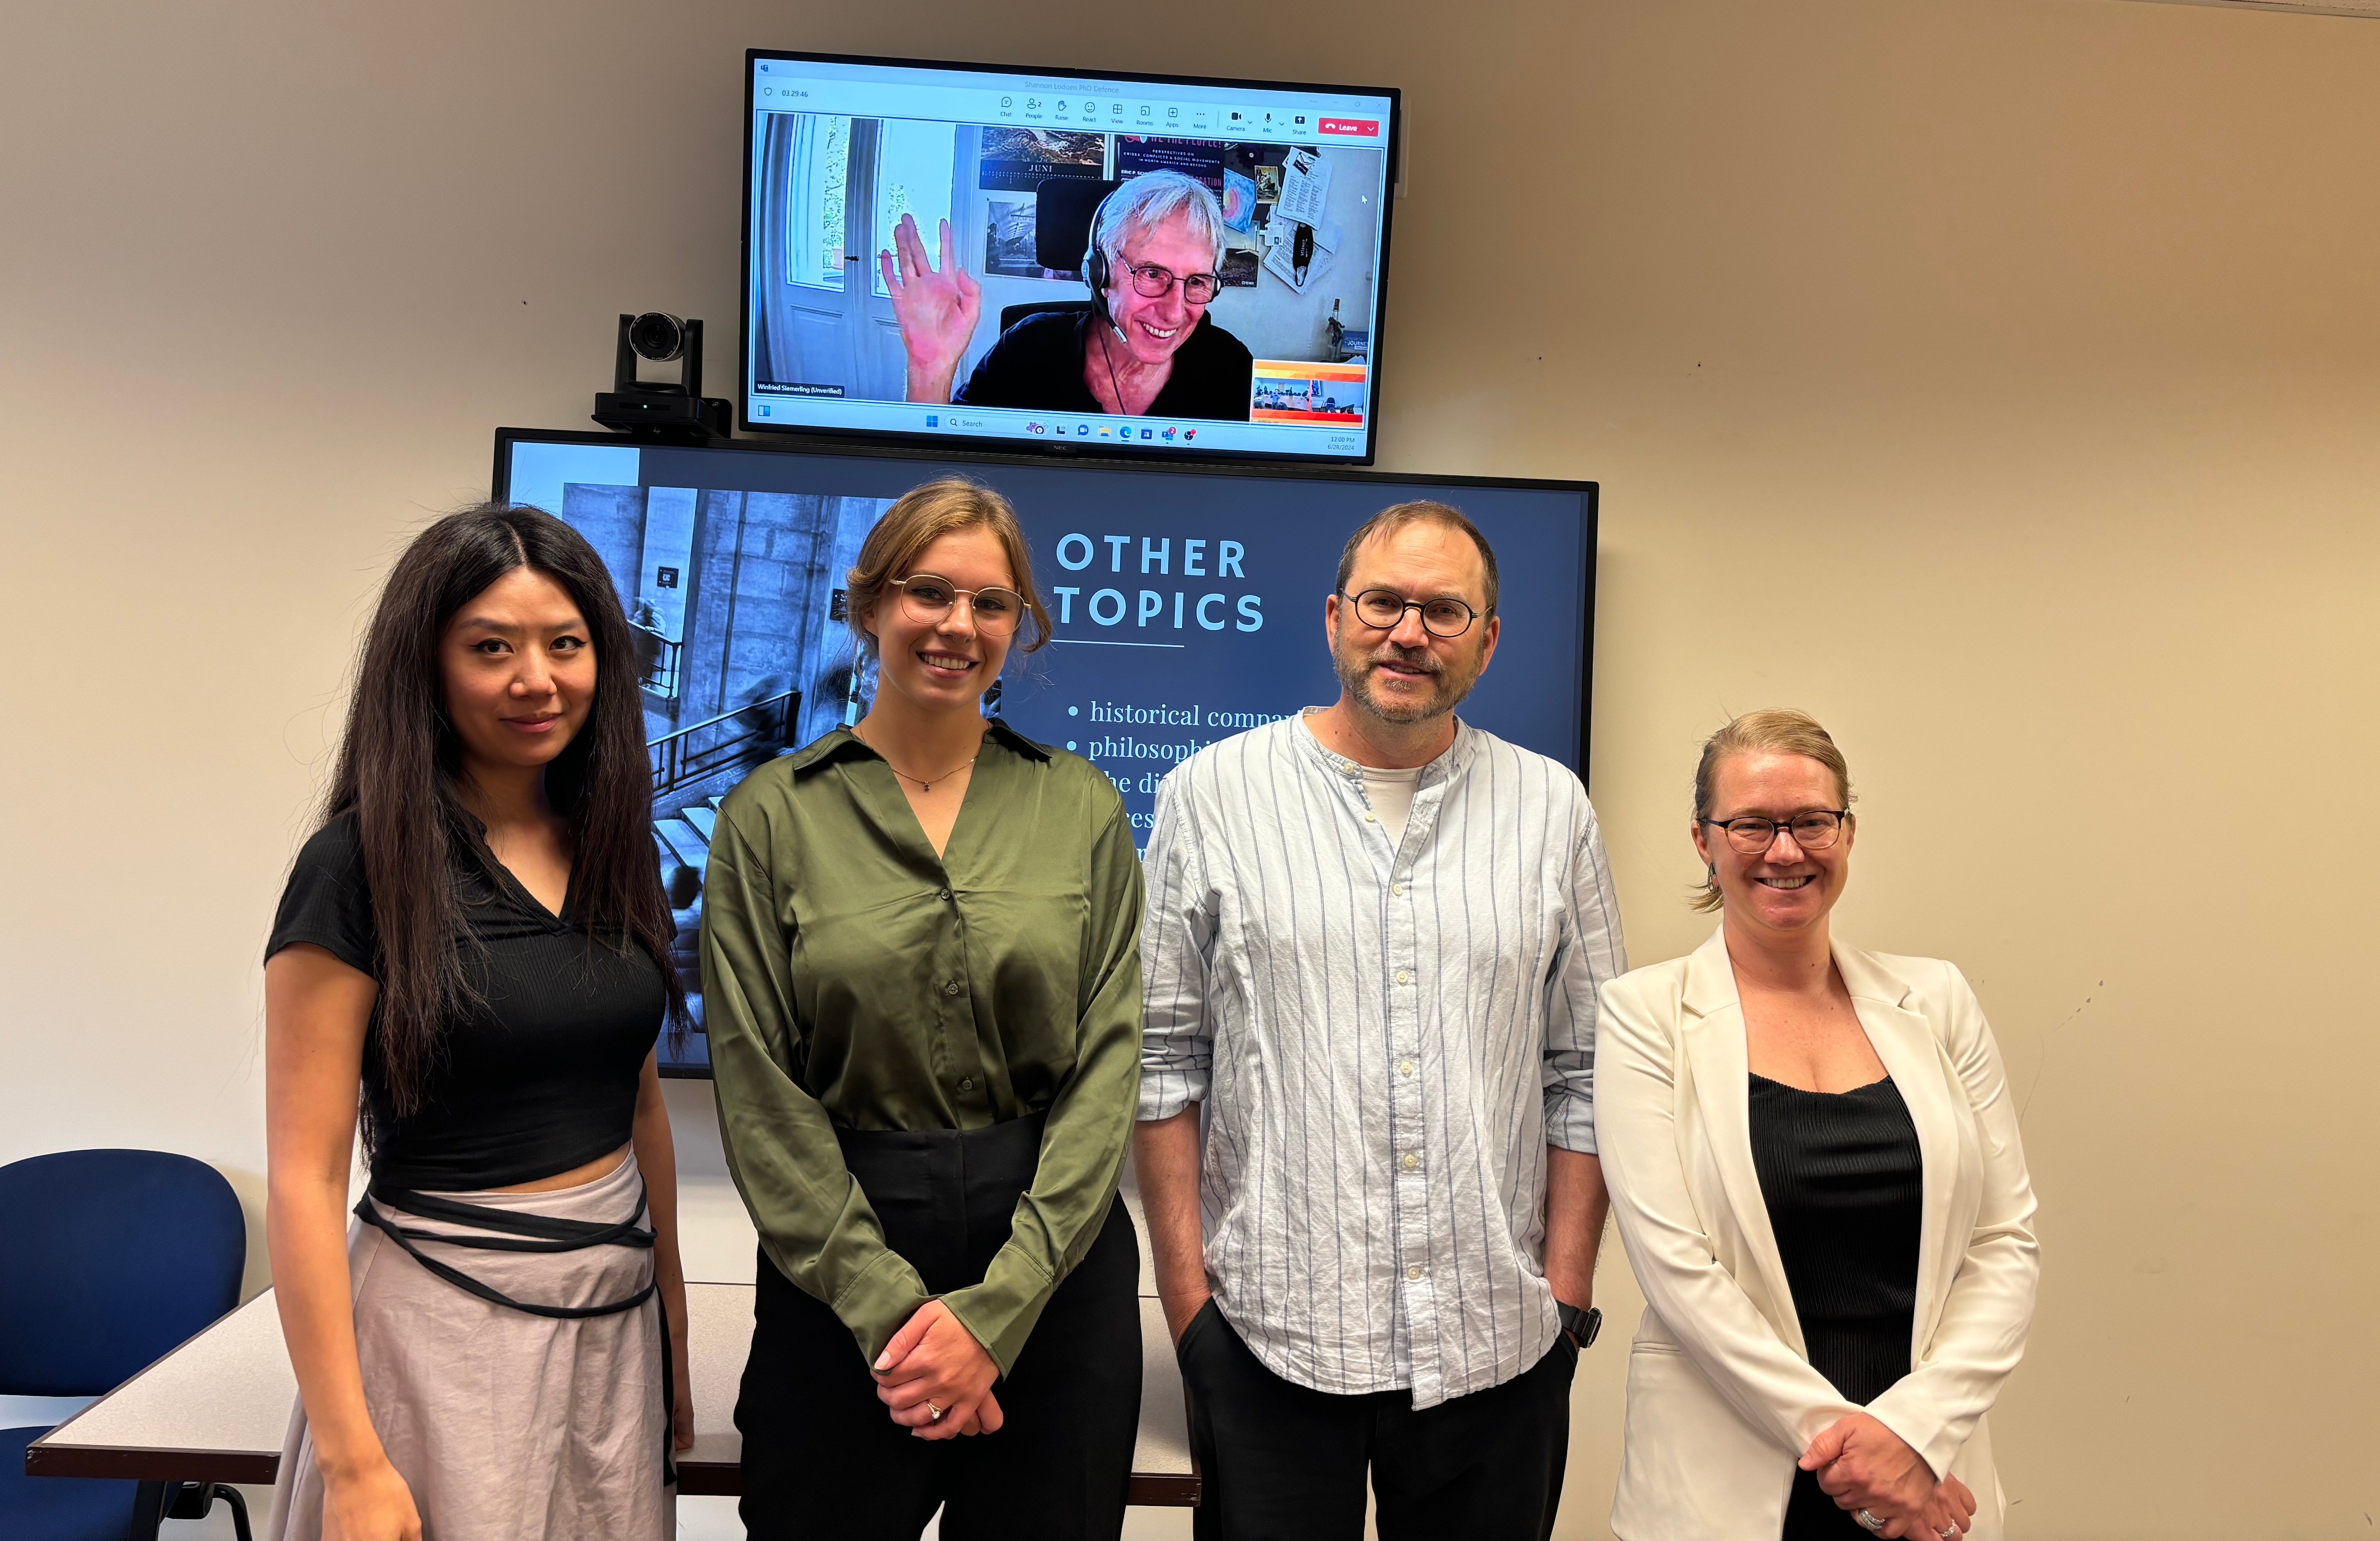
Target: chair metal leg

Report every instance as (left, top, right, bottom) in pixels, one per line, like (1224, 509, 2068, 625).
(213, 1483, 254, 1541)
(158, 1479, 254, 1541)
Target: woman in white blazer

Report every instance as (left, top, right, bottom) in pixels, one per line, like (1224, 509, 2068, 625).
(1596, 710, 2038, 1541)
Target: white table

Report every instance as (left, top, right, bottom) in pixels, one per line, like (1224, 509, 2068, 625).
(28, 1283, 1197, 1506)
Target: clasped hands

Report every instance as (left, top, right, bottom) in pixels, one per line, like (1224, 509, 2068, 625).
(1800, 1413, 1976, 1539)
(873, 1299, 1001, 1441)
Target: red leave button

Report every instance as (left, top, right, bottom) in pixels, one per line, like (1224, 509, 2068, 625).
(1318, 117, 1379, 138)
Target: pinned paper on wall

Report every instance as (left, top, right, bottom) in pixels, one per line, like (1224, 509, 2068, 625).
(1258, 210, 1342, 294)
(983, 201, 1043, 277)
(1275, 146, 1331, 227)
(1221, 167, 1258, 232)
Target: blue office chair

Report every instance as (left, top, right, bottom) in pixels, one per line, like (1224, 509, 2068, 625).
(0, 1149, 250, 1541)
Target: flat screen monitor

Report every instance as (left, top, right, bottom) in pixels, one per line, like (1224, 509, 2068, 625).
(496, 429, 1595, 1074)
(742, 51, 1400, 465)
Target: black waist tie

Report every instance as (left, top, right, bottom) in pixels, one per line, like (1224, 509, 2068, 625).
(354, 1181, 678, 1484)
(832, 1111, 1051, 1295)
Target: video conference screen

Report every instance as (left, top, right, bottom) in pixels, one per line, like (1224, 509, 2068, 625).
(742, 52, 1399, 465)
(496, 431, 1594, 1072)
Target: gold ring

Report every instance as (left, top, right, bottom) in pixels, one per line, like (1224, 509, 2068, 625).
(927, 1401, 946, 1422)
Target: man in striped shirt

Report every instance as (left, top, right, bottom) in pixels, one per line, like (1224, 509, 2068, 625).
(1135, 501, 1627, 1539)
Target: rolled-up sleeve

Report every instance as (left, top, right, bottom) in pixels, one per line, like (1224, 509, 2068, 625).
(1137, 769, 1216, 1121)
(940, 800, 1146, 1375)
(1542, 796, 1627, 1154)
(701, 809, 932, 1367)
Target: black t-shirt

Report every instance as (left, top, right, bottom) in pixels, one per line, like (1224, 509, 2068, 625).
(266, 813, 665, 1191)
(953, 310, 1254, 421)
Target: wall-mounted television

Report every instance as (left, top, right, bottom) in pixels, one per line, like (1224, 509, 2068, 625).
(496, 429, 1594, 1074)
(742, 51, 1400, 465)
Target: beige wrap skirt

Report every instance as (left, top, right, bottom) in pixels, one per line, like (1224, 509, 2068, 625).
(264, 1151, 674, 1541)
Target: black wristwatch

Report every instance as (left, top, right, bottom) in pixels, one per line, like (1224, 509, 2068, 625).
(1557, 1300, 1602, 1349)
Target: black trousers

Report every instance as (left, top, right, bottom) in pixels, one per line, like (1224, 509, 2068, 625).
(1175, 1300, 1575, 1541)
(736, 1115, 1143, 1541)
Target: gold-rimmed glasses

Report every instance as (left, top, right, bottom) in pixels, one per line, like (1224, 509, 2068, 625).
(889, 574, 1025, 635)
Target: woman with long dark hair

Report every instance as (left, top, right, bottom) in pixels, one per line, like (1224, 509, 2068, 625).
(262, 504, 692, 1541)
(704, 478, 1146, 1539)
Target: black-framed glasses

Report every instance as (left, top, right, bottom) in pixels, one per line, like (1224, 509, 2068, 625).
(890, 574, 1026, 636)
(1338, 588, 1489, 639)
(1700, 810, 1850, 854)
(1122, 261, 1223, 306)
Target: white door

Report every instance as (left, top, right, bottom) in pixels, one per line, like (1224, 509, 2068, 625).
(757, 115, 966, 405)
(756, 112, 860, 395)
(854, 120, 963, 403)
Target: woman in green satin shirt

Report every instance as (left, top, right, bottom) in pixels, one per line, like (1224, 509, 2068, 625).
(701, 478, 1146, 1541)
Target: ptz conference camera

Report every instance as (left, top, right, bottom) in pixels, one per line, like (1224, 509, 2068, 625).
(593, 312, 729, 441)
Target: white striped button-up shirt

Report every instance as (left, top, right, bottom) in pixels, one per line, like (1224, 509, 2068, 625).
(1139, 713, 1626, 1408)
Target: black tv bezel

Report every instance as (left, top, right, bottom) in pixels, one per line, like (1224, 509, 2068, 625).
(493, 427, 1599, 782)
(737, 48, 1403, 469)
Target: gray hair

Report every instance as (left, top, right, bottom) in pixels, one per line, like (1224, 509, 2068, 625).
(1094, 169, 1227, 286)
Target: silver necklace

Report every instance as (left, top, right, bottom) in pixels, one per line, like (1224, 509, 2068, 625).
(852, 723, 978, 792)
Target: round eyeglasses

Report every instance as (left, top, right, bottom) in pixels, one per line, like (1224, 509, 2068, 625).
(890, 574, 1026, 636)
(1699, 810, 1849, 854)
(1120, 261, 1223, 307)
(1338, 588, 1488, 639)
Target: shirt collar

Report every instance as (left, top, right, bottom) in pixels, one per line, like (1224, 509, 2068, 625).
(786, 717, 1050, 776)
(1294, 708, 1475, 786)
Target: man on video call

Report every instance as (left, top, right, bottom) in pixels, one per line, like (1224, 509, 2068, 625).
(879, 168, 1255, 421)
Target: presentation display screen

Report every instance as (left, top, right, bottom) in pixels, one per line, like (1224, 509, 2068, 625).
(496, 430, 1594, 1073)
(742, 52, 1399, 465)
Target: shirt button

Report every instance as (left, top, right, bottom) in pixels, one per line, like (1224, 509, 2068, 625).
(1363, 811, 1376, 822)
(1391, 883, 1404, 896)
(959, 1077, 975, 1091)
(1407, 1264, 1425, 1281)
(943, 979, 963, 996)
(1401, 1153, 1419, 1172)
(936, 888, 952, 901)
(1398, 1060, 1415, 1077)
(1395, 969, 1411, 985)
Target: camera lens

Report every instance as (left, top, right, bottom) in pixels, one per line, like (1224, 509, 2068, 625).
(628, 312, 687, 362)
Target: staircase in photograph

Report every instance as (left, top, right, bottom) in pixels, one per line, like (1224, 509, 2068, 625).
(654, 795, 727, 876)
(646, 688, 800, 798)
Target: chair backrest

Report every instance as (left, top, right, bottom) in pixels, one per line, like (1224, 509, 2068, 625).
(0, 1149, 245, 1396)
(998, 300, 1095, 336)
(1032, 177, 1119, 272)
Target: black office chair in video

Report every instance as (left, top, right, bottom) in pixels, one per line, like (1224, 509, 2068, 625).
(997, 176, 1117, 336)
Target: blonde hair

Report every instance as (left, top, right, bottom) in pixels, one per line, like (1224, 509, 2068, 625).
(846, 478, 1051, 655)
(1689, 708, 1854, 912)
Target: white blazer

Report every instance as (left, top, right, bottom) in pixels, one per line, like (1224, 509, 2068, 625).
(1594, 930, 2039, 1541)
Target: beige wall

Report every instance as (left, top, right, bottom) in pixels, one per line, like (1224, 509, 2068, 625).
(3, 1, 2375, 1536)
